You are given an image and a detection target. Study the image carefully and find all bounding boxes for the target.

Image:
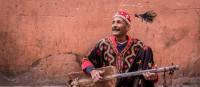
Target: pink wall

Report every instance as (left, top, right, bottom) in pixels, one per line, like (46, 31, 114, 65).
(0, 0, 200, 85)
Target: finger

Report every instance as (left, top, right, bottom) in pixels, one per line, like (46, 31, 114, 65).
(143, 72, 149, 80)
(93, 77, 98, 82)
(151, 73, 158, 80)
(92, 75, 96, 81)
(97, 73, 103, 79)
(92, 72, 97, 77)
(145, 72, 153, 80)
(92, 74, 99, 82)
(95, 77, 99, 82)
(94, 75, 101, 82)
(94, 74, 99, 79)
(145, 72, 150, 78)
(147, 72, 151, 76)
(91, 74, 95, 79)
(96, 71, 103, 78)
(151, 76, 156, 80)
(148, 73, 157, 80)
(99, 71, 105, 74)
(93, 72, 102, 81)
(92, 73, 98, 80)
(149, 76, 155, 80)
(149, 73, 156, 77)
(142, 72, 147, 76)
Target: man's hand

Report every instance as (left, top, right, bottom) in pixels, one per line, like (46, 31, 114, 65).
(143, 72, 158, 81)
(90, 70, 104, 82)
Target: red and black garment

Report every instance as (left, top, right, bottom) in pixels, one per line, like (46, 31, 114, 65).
(81, 35, 158, 87)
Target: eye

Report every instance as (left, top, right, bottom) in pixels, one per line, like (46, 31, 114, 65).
(112, 21, 115, 24)
(117, 20, 122, 24)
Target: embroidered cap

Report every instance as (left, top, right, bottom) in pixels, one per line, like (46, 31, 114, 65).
(113, 11, 131, 25)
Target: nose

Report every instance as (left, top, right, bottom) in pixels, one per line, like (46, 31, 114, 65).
(112, 22, 117, 28)
(112, 26, 117, 30)
(112, 24, 118, 30)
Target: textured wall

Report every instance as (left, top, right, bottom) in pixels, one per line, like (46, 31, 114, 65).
(0, 0, 200, 86)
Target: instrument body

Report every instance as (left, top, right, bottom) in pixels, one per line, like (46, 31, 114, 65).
(67, 65, 179, 87)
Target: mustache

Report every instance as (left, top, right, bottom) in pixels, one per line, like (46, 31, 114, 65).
(112, 27, 120, 31)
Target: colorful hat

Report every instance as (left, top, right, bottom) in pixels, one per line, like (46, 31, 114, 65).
(113, 11, 131, 25)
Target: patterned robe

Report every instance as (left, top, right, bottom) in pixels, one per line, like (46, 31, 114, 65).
(82, 35, 157, 87)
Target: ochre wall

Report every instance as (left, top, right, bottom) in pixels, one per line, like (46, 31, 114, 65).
(0, 0, 200, 86)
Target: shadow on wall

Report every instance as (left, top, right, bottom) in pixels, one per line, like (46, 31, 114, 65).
(0, 30, 21, 78)
(0, 53, 82, 86)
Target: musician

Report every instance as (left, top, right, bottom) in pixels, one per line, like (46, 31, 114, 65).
(81, 11, 158, 87)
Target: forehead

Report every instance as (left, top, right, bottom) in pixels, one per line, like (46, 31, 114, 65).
(112, 17, 125, 22)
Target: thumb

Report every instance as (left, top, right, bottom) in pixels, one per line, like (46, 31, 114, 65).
(99, 70, 105, 74)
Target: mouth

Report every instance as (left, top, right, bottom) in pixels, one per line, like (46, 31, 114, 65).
(112, 28, 121, 35)
(112, 29, 120, 32)
(112, 27, 120, 32)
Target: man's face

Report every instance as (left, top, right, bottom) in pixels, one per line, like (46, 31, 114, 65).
(112, 17, 129, 37)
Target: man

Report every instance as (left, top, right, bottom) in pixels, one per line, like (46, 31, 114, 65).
(81, 11, 158, 87)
